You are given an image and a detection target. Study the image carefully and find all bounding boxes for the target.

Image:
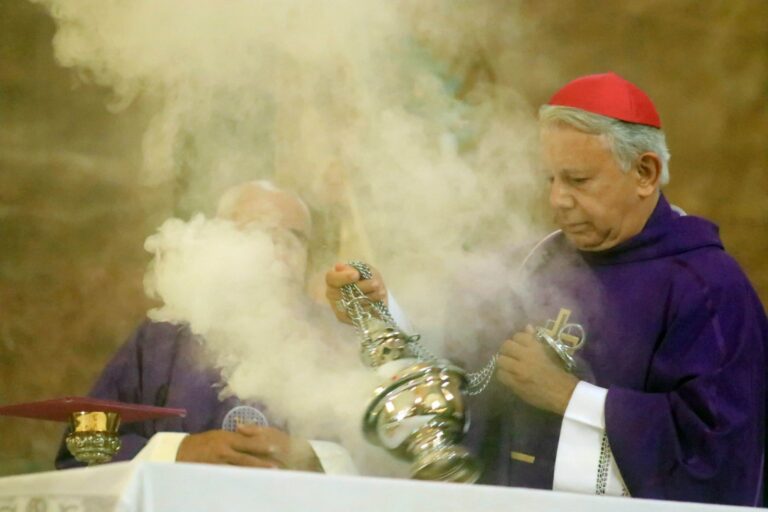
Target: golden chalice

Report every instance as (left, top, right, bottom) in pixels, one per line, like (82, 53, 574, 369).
(65, 411, 122, 465)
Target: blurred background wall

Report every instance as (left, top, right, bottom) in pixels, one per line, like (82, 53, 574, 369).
(0, 0, 766, 475)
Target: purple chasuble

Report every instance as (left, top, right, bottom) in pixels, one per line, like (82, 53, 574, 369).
(55, 321, 247, 468)
(465, 195, 768, 506)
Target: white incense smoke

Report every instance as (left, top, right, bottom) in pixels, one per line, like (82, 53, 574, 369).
(143, 215, 402, 475)
(34, 0, 546, 472)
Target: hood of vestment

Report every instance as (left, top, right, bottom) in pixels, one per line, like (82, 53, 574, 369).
(578, 194, 723, 266)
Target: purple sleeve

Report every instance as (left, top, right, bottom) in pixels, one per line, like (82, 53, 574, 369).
(605, 268, 767, 506)
(55, 323, 154, 469)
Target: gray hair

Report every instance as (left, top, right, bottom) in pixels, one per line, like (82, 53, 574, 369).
(539, 105, 671, 186)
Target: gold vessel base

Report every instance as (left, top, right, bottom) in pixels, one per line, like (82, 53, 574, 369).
(66, 411, 122, 465)
(411, 445, 481, 483)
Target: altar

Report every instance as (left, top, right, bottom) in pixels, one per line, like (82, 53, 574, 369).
(0, 462, 750, 512)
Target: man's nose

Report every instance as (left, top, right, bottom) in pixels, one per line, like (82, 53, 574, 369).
(549, 179, 574, 210)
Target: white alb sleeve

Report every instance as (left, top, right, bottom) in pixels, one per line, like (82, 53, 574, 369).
(133, 432, 189, 462)
(386, 292, 414, 333)
(308, 440, 359, 475)
(553, 381, 629, 496)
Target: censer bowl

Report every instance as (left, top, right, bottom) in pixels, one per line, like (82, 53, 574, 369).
(363, 361, 481, 483)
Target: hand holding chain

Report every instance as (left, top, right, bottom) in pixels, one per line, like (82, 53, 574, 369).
(339, 261, 496, 395)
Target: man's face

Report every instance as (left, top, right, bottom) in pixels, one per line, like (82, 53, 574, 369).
(540, 124, 645, 251)
(218, 186, 311, 279)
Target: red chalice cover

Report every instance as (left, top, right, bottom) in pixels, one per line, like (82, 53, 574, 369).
(0, 397, 186, 423)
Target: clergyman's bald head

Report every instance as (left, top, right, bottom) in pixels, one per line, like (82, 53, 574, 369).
(216, 180, 311, 242)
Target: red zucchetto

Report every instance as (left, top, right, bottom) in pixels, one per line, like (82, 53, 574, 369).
(547, 72, 662, 128)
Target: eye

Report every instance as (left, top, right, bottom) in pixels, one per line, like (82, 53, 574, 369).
(570, 177, 589, 185)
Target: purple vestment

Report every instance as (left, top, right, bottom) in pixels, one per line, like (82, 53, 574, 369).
(465, 195, 768, 506)
(55, 321, 246, 468)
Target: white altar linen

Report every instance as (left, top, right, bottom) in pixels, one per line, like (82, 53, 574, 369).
(0, 461, 753, 512)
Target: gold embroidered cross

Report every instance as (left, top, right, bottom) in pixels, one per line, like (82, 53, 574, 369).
(541, 308, 582, 347)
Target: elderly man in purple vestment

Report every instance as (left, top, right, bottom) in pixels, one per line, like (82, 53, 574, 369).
(56, 181, 355, 474)
(325, 73, 768, 505)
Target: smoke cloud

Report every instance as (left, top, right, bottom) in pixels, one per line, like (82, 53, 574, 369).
(34, 0, 547, 473)
(143, 215, 404, 475)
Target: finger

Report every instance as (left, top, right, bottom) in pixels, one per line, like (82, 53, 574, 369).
(325, 292, 350, 322)
(498, 357, 531, 385)
(236, 424, 266, 437)
(354, 279, 377, 294)
(233, 427, 278, 454)
(325, 265, 360, 288)
(237, 425, 288, 444)
(512, 331, 536, 347)
(231, 434, 278, 457)
(497, 354, 526, 375)
(223, 449, 279, 469)
(325, 287, 342, 302)
(498, 339, 523, 359)
(236, 426, 292, 457)
(364, 289, 386, 303)
(356, 281, 386, 302)
(525, 324, 535, 334)
(496, 353, 518, 373)
(496, 368, 521, 392)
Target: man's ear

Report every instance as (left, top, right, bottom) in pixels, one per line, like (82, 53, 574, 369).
(635, 152, 662, 198)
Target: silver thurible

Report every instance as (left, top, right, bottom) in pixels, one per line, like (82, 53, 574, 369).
(339, 261, 481, 483)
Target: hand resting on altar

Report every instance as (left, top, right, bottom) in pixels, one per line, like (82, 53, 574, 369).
(176, 424, 322, 472)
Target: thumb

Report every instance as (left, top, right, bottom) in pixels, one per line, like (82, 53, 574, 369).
(525, 324, 535, 334)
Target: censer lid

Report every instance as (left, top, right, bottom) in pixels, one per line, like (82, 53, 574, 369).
(0, 397, 186, 423)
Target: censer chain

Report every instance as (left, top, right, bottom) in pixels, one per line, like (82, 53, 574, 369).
(345, 260, 498, 395)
